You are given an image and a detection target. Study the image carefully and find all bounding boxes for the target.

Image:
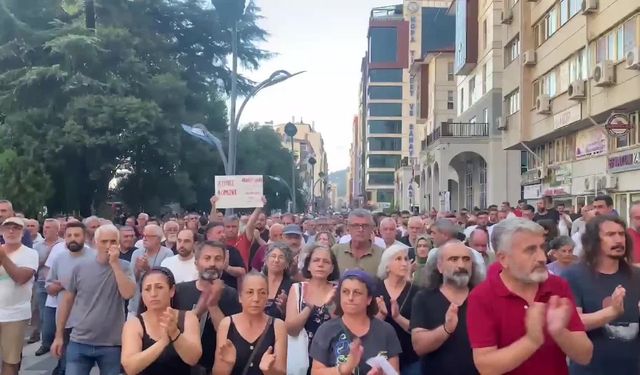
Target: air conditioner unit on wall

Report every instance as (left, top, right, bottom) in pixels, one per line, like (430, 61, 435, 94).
(568, 80, 586, 100)
(536, 94, 551, 115)
(593, 61, 615, 87)
(523, 50, 537, 66)
(626, 47, 640, 70)
(581, 0, 598, 14)
(501, 9, 513, 24)
(605, 175, 618, 189)
(497, 117, 507, 130)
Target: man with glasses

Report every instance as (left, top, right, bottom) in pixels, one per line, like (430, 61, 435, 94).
(331, 209, 384, 276)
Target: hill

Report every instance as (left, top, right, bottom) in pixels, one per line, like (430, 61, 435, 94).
(328, 169, 348, 197)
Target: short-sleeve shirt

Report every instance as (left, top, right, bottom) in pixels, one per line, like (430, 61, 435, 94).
(160, 255, 198, 284)
(221, 246, 246, 290)
(68, 258, 134, 346)
(0, 245, 38, 322)
(563, 263, 640, 375)
(628, 228, 640, 263)
(46, 247, 96, 326)
(310, 317, 402, 374)
(173, 281, 242, 371)
(467, 269, 584, 375)
(410, 288, 478, 375)
(227, 234, 252, 270)
(33, 239, 63, 281)
(377, 280, 418, 368)
(533, 208, 561, 224)
(331, 242, 385, 277)
(128, 246, 175, 313)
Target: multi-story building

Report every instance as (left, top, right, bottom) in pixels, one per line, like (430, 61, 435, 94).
(421, 0, 520, 212)
(274, 121, 329, 210)
(502, 0, 639, 220)
(396, 1, 457, 211)
(357, 4, 409, 210)
(348, 116, 363, 207)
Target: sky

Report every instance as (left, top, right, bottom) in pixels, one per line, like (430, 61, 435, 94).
(240, 0, 398, 173)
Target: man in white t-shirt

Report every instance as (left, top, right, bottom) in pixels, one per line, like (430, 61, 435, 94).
(160, 229, 198, 283)
(0, 217, 38, 375)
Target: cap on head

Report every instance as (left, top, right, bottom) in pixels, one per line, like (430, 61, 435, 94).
(339, 269, 376, 295)
(283, 224, 303, 236)
(2, 217, 24, 228)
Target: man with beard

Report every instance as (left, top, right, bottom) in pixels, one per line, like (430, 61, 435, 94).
(204, 222, 246, 290)
(173, 241, 242, 375)
(118, 226, 137, 262)
(45, 222, 96, 374)
(467, 218, 592, 374)
(249, 212, 269, 264)
(411, 240, 484, 375)
(161, 229, 198, 283)
(563, 215, 640, 375)
(593, 195, 615, 216)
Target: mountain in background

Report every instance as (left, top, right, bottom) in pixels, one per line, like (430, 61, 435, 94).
(329, 169, 348, 197)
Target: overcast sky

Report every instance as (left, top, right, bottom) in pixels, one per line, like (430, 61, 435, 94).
(239, 0, 398, 173)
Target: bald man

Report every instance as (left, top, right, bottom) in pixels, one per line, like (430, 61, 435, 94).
(251, 224, 285, 271)
(379, 217, 405, 248)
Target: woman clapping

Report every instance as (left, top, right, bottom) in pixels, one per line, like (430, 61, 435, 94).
(121, 267, 202, 375)
(262, 243, 294, 320)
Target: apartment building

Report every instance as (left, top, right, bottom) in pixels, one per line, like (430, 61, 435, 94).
(348, 116, 363, 207)
(357, 5, 409, 210)
(274, 122, 329, 209)
(501, 0, 640, 220)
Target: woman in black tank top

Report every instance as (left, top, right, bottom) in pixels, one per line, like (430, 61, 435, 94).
(121, 267, 202, 375)
(213, 272, 288, 375)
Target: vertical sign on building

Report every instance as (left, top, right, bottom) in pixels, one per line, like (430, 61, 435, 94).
(454, 0, 468, 73)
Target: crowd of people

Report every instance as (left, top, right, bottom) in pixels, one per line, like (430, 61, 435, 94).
(1, 193, 639, 375)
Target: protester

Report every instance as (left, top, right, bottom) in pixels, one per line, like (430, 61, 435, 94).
(547, 236, 576, 276)
(0, 200, 33, 247)
(251, 223, 284, 271)
(203, 222, 247, 290)
(331, 209, 384, 276)
(160, 229, 198, 283)
(262, 242, 294, 320)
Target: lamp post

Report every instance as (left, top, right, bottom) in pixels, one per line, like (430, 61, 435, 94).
(180, 123, 229, 174)
(308, 156, 316, 212)
(266, 175, 294, 209)
(284, 122, 298, 213)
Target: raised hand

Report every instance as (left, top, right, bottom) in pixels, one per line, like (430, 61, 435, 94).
(323, 286, 337, 306)
(546, 295, 572, 337)
(259, 346, 276, 372)
(525, 302, 546, 347)
(339, 338, 364, 375)
(610, 285, 626, 315)
(207, 279, 225, 306)
(376, 297, 388, 318)
(218, 339, 237, 366)
(159, 307, 180, 340)
(108, 245, 120, 266)
(390, 299, 401, 319)
(366, 367, 382, 375)
(444, 303, 459, 333)
(210, 195, 219, 207)
(275, 290, 288, 313)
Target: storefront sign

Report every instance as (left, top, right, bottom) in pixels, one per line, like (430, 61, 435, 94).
(410, 16, 417, 42)
(605, 112, 632, 136)
(550, 165, 572, 187)
(553, 105, 581, 130)
(523, 184, 542, 199)
(408, 124, 415, 158)
(521, 169, 543, 185)
(576, 127, 607, 159)
(608, 151, 640, 173)
(409, 75, 416, 97)
(544, 186, 571, 196)
(409, 103, 415, 117)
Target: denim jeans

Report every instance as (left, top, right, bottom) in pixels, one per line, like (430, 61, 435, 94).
(42, 306, 57, 349)
(400, 361, 422, 375)
(65, 342, 121, 375)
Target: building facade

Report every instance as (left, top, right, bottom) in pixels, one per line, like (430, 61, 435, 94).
(502, 0, 640, 221)
(274, 122, 329, 211)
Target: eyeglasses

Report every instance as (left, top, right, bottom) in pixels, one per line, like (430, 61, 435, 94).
(143, 234, 159, 239)
(268, 254, 286, 261)
(348, 223, 371, 231)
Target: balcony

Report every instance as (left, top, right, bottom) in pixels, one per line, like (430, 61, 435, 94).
(370, 5, 403, 20)
(426, 122, 489, 146)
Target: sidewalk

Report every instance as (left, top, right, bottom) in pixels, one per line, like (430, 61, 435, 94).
(16, 329, 98, 375)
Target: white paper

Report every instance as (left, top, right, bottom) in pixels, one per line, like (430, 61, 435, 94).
(214, 175, 264, 209)
(365, 355, 398, 375)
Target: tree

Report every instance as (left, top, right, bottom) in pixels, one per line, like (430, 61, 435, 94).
(0, 0, 271, 216)
(0, 150, 52, 217)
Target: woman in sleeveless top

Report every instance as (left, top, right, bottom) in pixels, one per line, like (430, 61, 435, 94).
(121, 267, 202, 375)
(213, 272, 287, 375)
(262, 243, 293, 320)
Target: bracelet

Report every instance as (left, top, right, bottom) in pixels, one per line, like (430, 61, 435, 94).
(443, 325, 452, 335)
(170, 331, 182, 343)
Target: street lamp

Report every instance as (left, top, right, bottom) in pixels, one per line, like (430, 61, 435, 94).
(266, 175, 293, 206)
(284, 122, 298, 213)
(308, 156, 317, 212)
(180, 123, 229, 174)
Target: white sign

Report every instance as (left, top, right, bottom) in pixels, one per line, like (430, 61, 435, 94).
(214, 175, 264, 209)
(378, 202, 391, 209)
(523, 184, 542, 200)
(553, 105, 581, 130)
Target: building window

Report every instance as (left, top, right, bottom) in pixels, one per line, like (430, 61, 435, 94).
(535, 1, 581, 47)
(368, 172, 395, 185)
(594, 15, 637, 64)
(548, 7, 558, 36)
(532, 80, 540, 106)
(482, 64, 487, 94)
(369, 27, 398, 64)
(376, 189, 394, 202)
(465, 163, 473, 210)
(506, 89, 520, 115)
(569, 0, 581, 17)
(505, 35, 520, 66)
(460, 88, 465, 113)
(469, 77, 475, 107)
(369, 69, 403, 82)
(482, 19, 488, 52)
(479, 160, 487, 209)
(447, 62, 454, 81)
(368, 120, 402, 134)
(624, 16, 638, 55)
(560, 0, 569, 25)
(612, 111, 639, 150)
(483, 108, 489, 123)
(369, 103, 402, 117)
(368, 155, 401, 168)
(368, 137, 402, 151)
(447, 90, 454, 110)
(368, 86, 403, 100)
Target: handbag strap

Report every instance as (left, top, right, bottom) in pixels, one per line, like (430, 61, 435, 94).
(240, 316, 274, 375)
(297, 282, 304, 312)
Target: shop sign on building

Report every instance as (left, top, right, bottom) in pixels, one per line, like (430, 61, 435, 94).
(523, 184, 542, 199)
(553, 105, 581, 130)
(576, 127, 607, 159)
(550, 165, 572, 187)
(544, 186, 571, 196)
(521, 169, 543, 185)
(410, 15, 417, 42)
(608, 151, 640, 173)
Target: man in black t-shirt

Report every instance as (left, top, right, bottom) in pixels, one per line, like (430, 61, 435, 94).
(203, 222, 246, 289)
(410, 240, 482, 375)
(533, 195, 560, 224)
(173, 240, 242, 374)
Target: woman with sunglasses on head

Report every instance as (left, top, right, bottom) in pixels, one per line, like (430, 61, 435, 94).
(213, 272, 287, 375)
(310, 270, 402, 375)
(121, 267, 202, 375)
(262, 242, 294, 320)
(375, 245, 419, 375)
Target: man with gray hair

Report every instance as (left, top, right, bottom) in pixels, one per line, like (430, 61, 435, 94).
(379, 217, 406, 248)
(82, 216, 100, 249)
(331, 208, 384, 276)
(411, 240, 484, 374)
(466, 218, 592, 374)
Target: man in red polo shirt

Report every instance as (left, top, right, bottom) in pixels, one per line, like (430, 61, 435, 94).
(467, 218, 593, 375)
(628, 202, 640, 265)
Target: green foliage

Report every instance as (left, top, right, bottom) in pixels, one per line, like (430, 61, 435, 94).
(0, 0, 273, 216)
